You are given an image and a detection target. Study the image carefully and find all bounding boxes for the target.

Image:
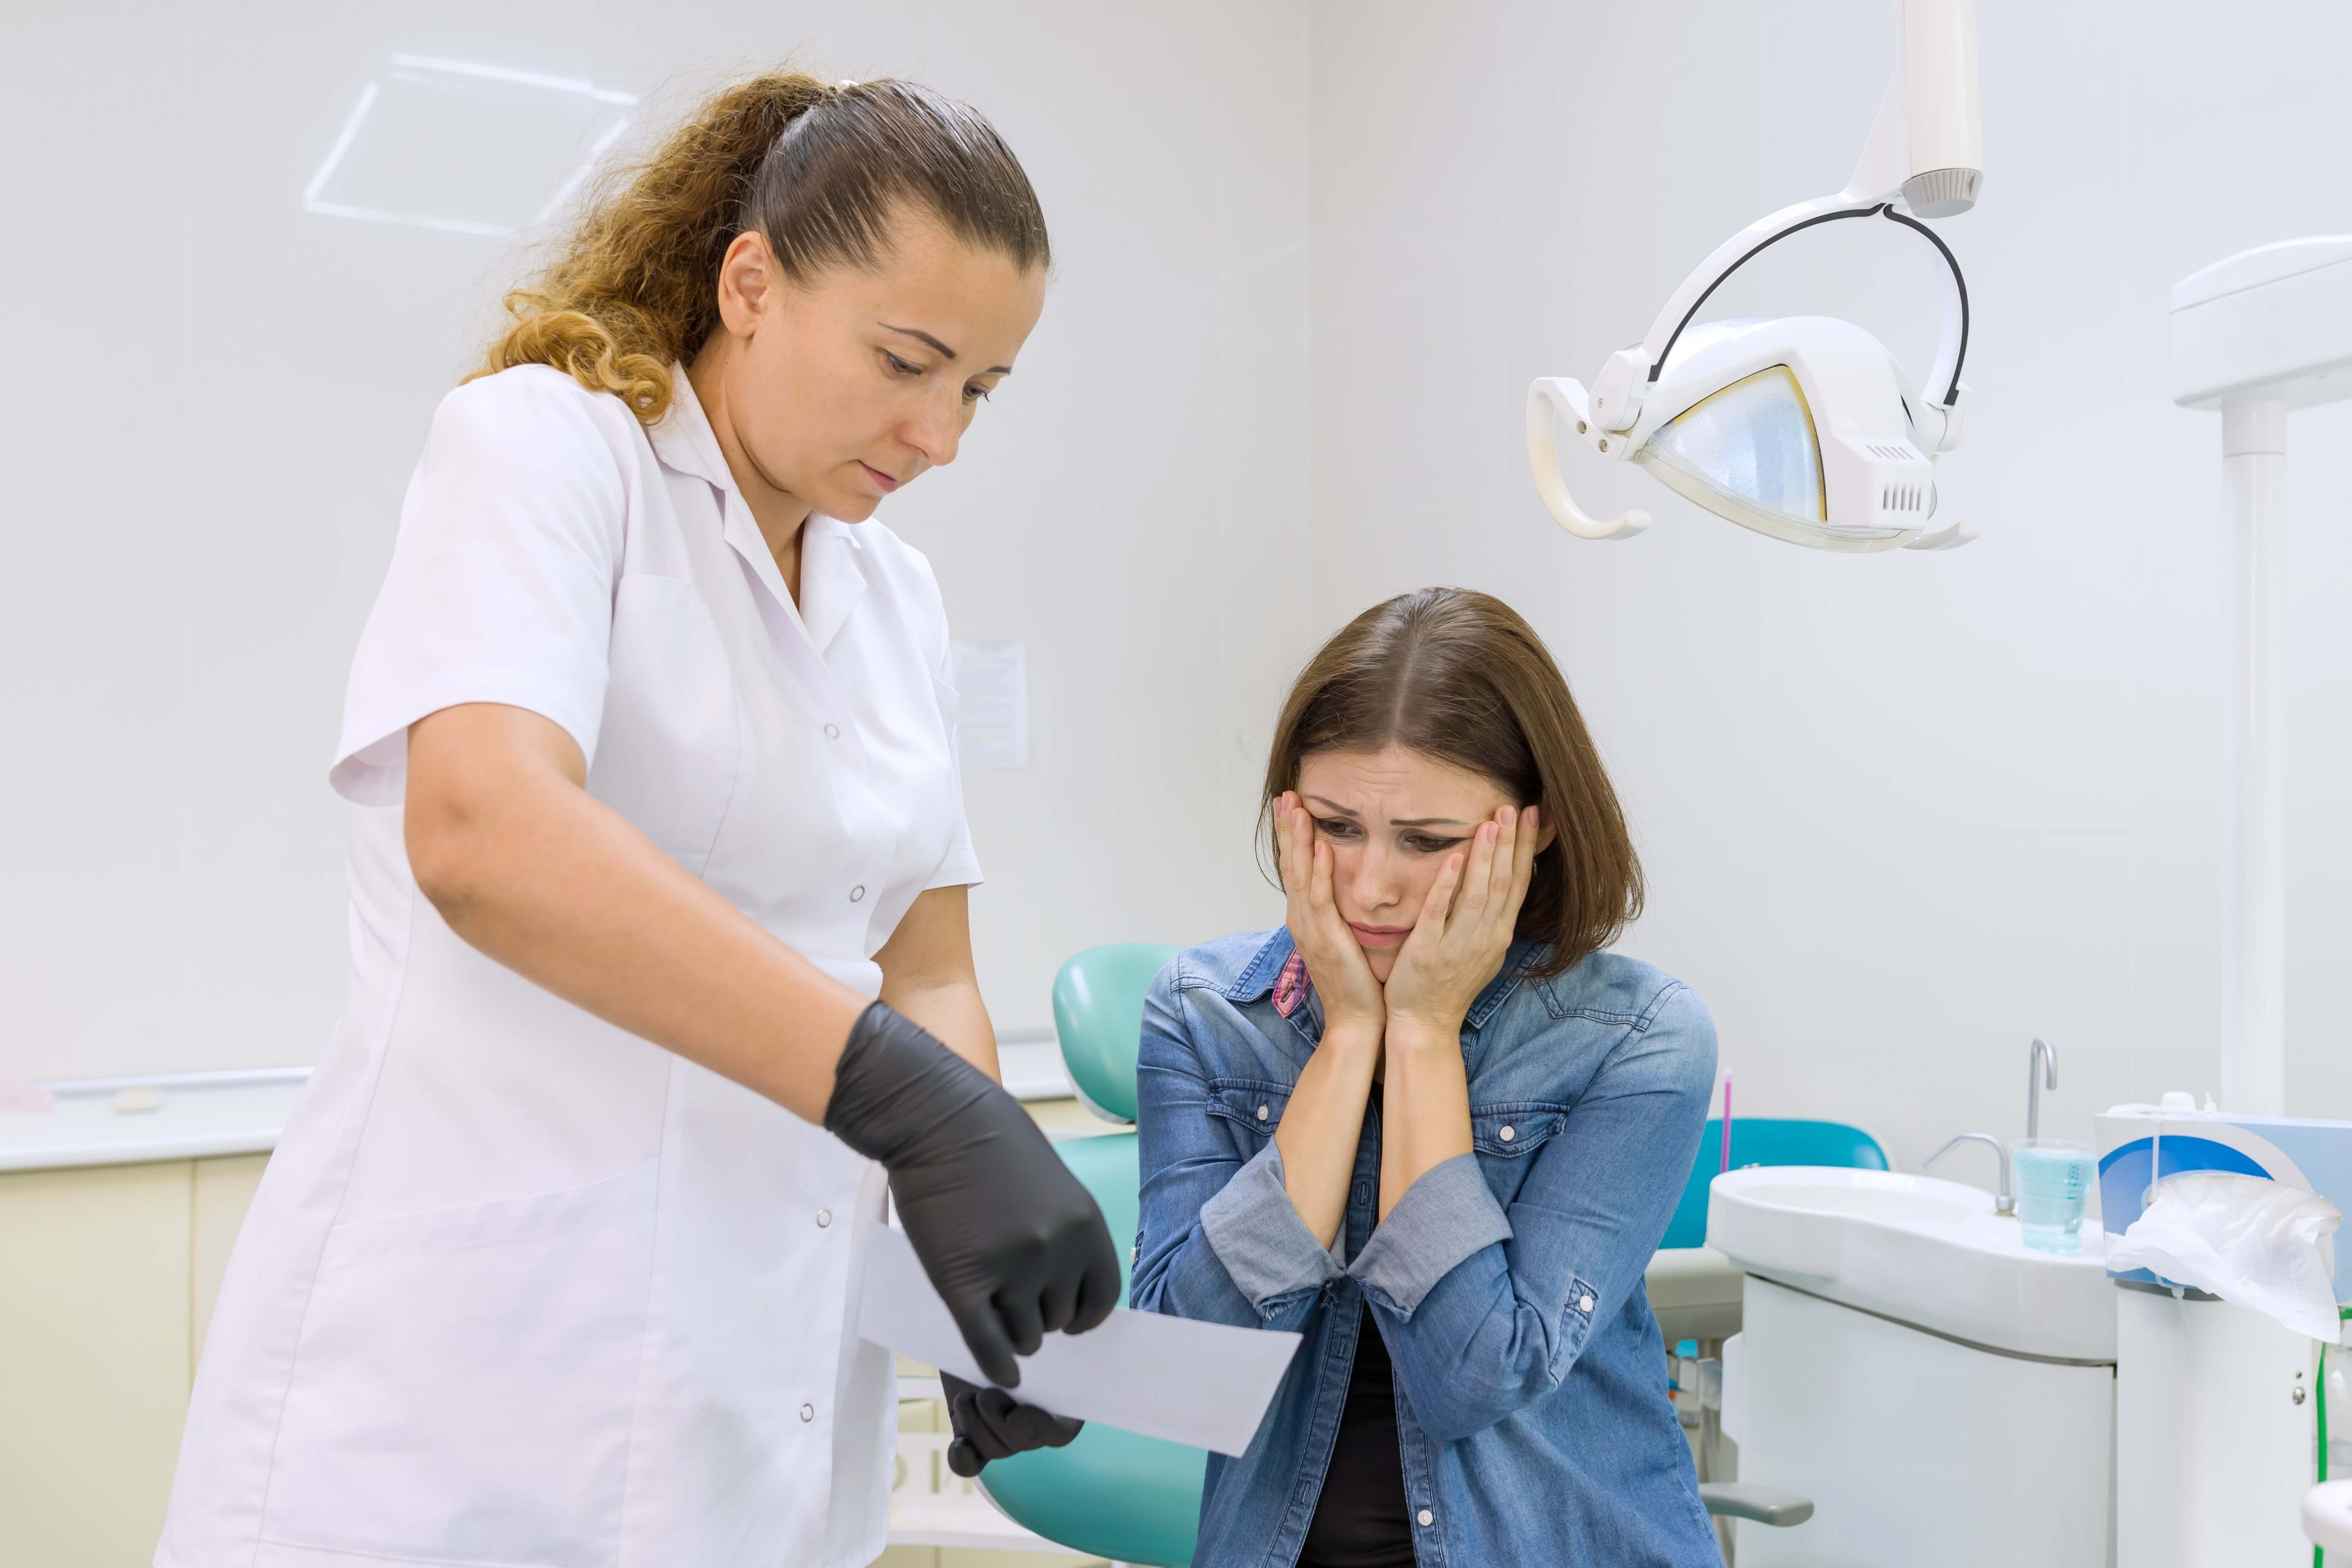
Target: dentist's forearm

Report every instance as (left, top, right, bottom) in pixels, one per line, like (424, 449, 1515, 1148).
(405, 703, 868, 1123)
(1273, 1022, 1382, 1246)
(1378, 1019, 1475, 1221)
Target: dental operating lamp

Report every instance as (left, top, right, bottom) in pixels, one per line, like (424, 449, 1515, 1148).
(1528, 0, 1983, 553)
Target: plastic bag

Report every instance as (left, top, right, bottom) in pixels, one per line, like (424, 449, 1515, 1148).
(2107, 1171, 2343, 1343)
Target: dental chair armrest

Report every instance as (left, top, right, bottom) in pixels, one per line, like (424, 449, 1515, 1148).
(1698, 1483, 1814, 1527)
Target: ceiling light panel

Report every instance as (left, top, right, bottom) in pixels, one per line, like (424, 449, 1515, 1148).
(305, 54, 634, 238)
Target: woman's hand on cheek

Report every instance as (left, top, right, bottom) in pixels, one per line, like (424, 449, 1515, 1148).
(1382, 805, 1539, 1036)
(1274, 793, 1386, 1040)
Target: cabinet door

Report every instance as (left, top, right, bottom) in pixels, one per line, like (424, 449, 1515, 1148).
(0, 1160, 193, 1568)
(191, 1154, 268, 1374)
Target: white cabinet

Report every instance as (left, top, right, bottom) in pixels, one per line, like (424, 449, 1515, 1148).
(189, 1154, 267, 1366)
(0, 1159, 197, 1568)
(1, 1090, 1110, 1568)
(1735, 1274, 2114, 1568)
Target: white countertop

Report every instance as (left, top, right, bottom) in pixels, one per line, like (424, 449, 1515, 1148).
(0, 1068, 312, 1174)
(1, 1037, 1078, 1176)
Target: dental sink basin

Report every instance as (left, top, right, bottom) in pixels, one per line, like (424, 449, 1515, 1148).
(1707, 1165, 2116, 1362)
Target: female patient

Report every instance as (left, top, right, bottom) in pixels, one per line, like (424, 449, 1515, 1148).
(1133, 587, 1720, 1568)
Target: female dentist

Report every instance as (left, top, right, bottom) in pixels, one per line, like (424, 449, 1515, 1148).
(156, 73, 1114, 1568)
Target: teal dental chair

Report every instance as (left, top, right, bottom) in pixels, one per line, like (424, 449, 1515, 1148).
(1646, 1117, 1886, 1542)
(979, 944, 1204, 1568)
(1647, 1117, 1890, 1347)
(981, 945, 1835, 1559)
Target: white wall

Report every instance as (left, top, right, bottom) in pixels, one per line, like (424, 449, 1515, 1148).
(2, 0, 1307, 1081)
(17, 0, 2352, 1179)
(1310, 0, 2352, 1174)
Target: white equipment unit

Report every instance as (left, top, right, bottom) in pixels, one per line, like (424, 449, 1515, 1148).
(2169, 237, 2352, 1118)
(2115, 1288, 2316, 1568)
(1527, 0, 1982, 553)
(1736, 1277, 2114, 1568)
(1707, 1166, 2117, 1566)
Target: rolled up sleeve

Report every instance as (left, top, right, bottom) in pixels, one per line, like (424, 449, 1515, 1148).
(1133, 967, 1328, 1334)
(1374, 982, 1718, 1442)
(1347, 1153, 1514, 1315)
(1202, 1141, 1345, 1308)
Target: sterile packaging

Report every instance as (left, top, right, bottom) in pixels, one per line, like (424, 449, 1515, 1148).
(2106, 1171, 2343, 1343)
(2096, 1105, 2352, 1324)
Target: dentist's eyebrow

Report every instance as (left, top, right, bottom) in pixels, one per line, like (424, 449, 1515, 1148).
(878, 322, 1015, 376)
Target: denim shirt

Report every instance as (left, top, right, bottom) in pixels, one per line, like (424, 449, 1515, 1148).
(1131, 926, 1720, 1568)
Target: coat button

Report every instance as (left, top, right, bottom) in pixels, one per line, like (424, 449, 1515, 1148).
(816, 1209, 832, 1228)
(849, 885, 866, 902)
(1417, 1509, 1435, 1527)
(1499, 1125, 1516, 1142)
(1256, 1104, 1269, 1121)
(824, 723, 841, 739)
(800, 1403, 816, 1422)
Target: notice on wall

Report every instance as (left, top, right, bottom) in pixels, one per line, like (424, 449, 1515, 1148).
(950, 640, 1028, 770)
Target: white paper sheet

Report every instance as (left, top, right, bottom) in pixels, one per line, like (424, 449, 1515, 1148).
(857, 1225, 1301, 1456)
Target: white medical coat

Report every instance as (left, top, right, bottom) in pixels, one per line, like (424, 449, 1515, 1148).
(155, 364, 980, 1568)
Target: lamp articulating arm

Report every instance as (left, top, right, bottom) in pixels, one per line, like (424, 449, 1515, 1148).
(1527, 0, 1982, 548)
(1526, 378, 1648, 541)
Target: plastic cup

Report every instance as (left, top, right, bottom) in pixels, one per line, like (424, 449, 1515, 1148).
(2011, 1139, 2095, 1254)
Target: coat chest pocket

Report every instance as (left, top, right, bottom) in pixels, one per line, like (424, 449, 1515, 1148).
(1471, 1105, 1567, 1202)
(1206, 1080, 1293, 1139)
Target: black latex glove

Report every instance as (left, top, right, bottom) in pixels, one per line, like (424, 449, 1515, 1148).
(940, 1371, 1085, 1477)
(824, 1002, 1122, 1387)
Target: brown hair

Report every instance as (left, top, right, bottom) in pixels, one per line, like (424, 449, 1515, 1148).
(1262, 587, 1643, 978)
(471, 71, 1050, 424)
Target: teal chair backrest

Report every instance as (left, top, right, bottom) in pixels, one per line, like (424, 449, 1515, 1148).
(980, 943, 1205, 1567)
(979, 1132, 1208, 1566)
(1051, 943, 1178, 1122)
(1659, 1117, 1890, 1250)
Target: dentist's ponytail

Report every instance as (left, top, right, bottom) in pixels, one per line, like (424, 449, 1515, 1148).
(474, 70, 1049, 424)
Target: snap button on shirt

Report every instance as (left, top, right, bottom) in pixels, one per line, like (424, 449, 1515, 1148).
(1499, 1125, 1516, 1142)
(1418, 1510, 1436, 1528)
(157, 365, 983, 1568)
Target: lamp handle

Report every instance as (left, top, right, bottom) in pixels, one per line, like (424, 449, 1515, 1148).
(1526, 379, 1649, 542)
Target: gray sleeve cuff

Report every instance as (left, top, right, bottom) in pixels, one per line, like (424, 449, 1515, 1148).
(1349, 1152, 1513, 1314)
(1200, 1141, 1344, 1309)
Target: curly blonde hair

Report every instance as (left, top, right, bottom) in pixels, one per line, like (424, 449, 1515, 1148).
(472, 71, 1050, 425)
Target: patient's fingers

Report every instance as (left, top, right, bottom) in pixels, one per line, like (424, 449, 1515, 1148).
(1277, 797, 1316, 940)
(1413, 852, 1463, 946)
(1477, 808, 1519, 937)
(1506, 805, 1540, 914)
(1456, 816, 1502, 929)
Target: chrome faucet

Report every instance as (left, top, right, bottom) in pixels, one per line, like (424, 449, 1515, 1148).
(1927, 1133, 2015, 1215)
(2027, 1037, 2058, 1142)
